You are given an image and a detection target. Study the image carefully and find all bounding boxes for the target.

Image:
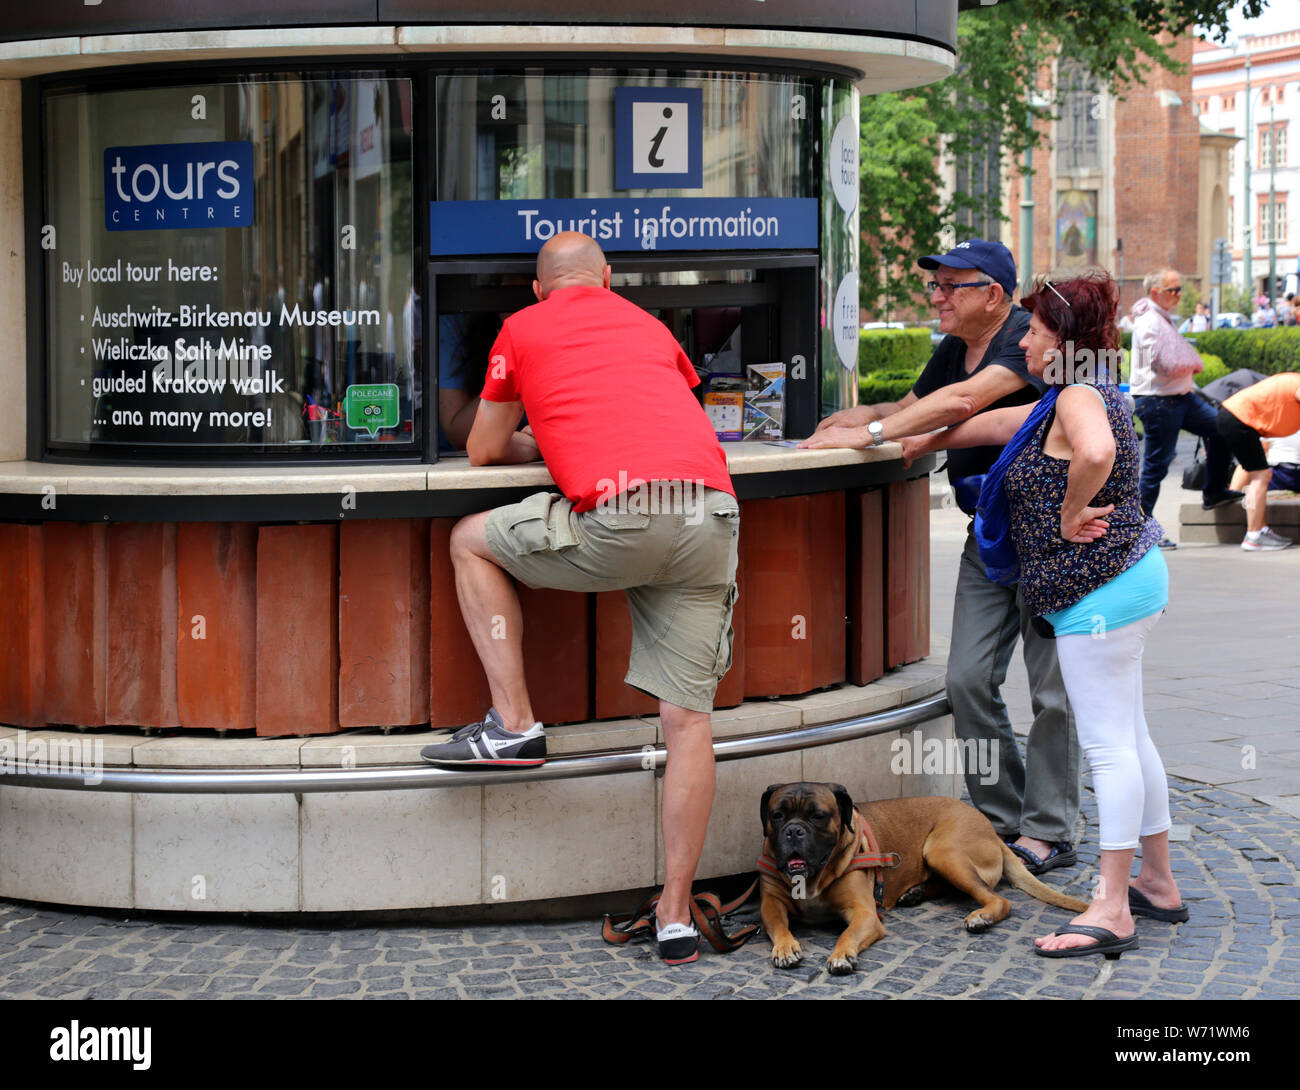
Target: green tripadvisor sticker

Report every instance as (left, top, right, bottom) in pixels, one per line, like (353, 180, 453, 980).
(345, 384, 399, 437)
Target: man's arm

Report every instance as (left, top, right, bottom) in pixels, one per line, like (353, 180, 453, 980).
(800, 365, 1033, 450)
(1135, 312, 1200, 377)
(896, 402, 1036, 468)
(466, 399, 541, 465)
(439, 388, 479, 450)
(814, 392, 919, 432)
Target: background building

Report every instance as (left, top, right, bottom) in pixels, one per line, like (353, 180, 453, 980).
(999, 36, 1209, 314)
(1194, 28, 1300, 307)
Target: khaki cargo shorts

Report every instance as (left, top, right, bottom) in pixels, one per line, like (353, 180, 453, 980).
(483, 484, 740, 713)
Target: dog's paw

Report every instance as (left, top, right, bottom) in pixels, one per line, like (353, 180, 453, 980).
(896, 884, 926, 908)
(964, 912, 996, 933)
(770, 939, 804, 969)
(826, 953, 857, 975)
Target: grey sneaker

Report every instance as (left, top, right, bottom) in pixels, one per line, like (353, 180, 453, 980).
(420, 707, 546, 768)
(1241, 528, 1292, 551)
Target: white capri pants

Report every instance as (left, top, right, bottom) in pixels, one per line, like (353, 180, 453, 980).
(1053, 609, 1171, 851)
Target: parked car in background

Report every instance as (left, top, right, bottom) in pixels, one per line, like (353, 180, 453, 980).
(860, 321, 905, 331)
(1213, 312, 1248, 329)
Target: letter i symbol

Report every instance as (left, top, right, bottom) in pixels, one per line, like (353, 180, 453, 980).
(649, 108, 672, 168)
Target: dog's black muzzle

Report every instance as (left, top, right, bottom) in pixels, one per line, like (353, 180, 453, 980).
(774, 820, 834, 879)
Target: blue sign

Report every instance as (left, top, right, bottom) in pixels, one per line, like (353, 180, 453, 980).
(615, 87, 703, 190)
(105, 141, 254, 231)
(430, 197, 817, 255)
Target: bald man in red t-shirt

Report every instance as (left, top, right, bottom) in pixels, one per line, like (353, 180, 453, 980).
(420, 233, 739, 964)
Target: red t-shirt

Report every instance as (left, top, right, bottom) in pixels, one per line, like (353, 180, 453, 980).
(479, 284, 735, 512)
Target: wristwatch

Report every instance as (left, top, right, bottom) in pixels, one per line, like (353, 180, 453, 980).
(867, 420, 885, 447)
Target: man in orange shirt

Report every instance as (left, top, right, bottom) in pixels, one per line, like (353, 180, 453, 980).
(1217, 372, 1300, 550)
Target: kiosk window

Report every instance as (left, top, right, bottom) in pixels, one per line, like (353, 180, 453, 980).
(438, 71, 816, 202)
(433, 259, 818, 447)
(43, 75, 417, 453)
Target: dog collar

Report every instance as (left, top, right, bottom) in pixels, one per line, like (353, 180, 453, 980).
(846, 811, 901, 907)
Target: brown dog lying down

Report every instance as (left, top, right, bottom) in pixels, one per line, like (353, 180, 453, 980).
(759, 782, 1089, 974)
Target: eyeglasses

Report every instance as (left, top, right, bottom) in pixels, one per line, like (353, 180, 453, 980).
(1043, 280, 1072, 308)
(1163, 285, 1183, 295)
(927, 280, 993, 297)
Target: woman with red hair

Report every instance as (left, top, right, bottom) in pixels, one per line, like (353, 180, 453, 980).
(902, 270, 1186, 959)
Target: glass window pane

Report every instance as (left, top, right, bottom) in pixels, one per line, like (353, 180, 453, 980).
(437, 70, 816, 202)
(44, 75, 417, 452)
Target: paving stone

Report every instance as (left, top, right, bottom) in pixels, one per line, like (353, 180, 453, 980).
(256, 979, 313, 995)
(308, 981, 363, 997)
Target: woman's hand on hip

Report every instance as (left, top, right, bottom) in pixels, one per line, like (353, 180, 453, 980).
(1061, 503, 1114, 543)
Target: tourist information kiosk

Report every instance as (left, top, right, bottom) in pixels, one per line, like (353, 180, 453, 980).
(0, 3, 963, 912)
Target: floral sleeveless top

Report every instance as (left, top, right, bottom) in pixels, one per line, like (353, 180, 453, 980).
(1003, 383, 1163, 617)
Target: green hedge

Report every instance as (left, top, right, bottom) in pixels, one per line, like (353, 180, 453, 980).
(1123, 327, 1300, 375)
(858, 328, 932, 376)
(859, 368, 921, 404)
(1184, 329, 1300, 375)
(1195, 353, 1227, 388)
(856, 354, 1225, 406)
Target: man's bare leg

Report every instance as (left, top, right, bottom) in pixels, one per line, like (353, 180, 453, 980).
(448, 512, 536, 733)
(656, 701, 716, 927)
(1242, 468, 1272, 535)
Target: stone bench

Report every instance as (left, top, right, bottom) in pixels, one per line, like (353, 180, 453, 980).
(1179, 495, 1300, 544)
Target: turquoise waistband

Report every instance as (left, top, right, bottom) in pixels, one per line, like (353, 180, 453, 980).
(1043, 545, 1169, 636)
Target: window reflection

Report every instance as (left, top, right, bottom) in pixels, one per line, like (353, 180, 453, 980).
(45, 75, 416, 451)
(438, 70, 815, 202)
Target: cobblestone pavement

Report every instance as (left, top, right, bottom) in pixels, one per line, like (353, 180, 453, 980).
(2, 772, 1297, 1000)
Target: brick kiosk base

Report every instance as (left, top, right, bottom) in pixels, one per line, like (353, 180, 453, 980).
(0, 446, 949, 912)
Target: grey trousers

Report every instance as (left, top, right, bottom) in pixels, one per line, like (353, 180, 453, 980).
(945, 528, 1080, 844)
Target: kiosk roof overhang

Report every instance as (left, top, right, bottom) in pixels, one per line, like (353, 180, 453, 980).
(0, 3, 964, 90)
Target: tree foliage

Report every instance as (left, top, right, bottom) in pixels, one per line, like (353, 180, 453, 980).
(860, 0, 1267, 318)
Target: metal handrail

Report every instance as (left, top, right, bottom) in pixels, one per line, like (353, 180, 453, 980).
(0, 692, 950, 793)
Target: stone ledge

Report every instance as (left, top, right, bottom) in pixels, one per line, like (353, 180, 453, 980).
(0, 660, 945, 770)
(1179, 496, 1300, 544)
(0, 443, 904, 497)
(0, 706, 957, 913)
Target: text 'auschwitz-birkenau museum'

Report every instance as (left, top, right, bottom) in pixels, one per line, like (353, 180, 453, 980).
(0, 3, 964, 914)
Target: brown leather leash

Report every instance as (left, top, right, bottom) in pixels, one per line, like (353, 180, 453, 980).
(601, 879, 761, 954)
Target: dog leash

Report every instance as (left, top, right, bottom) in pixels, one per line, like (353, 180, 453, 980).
(602, 880, 761, 953)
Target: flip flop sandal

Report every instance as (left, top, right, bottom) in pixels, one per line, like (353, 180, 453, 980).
(1034, 923, 1138, 960)
(1128, 886, 1189, 923)
(1008, 840, 1078, 875)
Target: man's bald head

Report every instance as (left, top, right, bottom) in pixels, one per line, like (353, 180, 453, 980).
(534, 232, 611, 300)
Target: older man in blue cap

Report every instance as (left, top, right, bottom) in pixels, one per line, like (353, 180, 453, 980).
(803, 239, 1080, 875)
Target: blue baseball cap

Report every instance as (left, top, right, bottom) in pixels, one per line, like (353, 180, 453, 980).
(918, 239, 1018, 297)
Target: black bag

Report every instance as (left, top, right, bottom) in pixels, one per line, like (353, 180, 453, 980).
(1182, 439, 1206, 491)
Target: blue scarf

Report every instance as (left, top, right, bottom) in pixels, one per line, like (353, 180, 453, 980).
(974, 386, 1060, 586)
